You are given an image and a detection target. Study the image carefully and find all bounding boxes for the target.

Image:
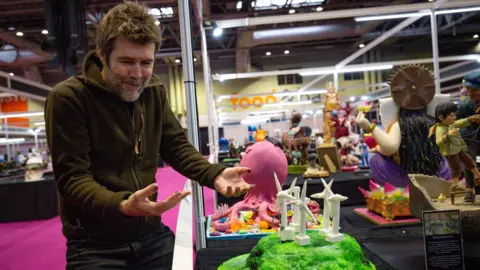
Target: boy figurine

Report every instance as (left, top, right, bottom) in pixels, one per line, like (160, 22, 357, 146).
(430, 101, 480, 192)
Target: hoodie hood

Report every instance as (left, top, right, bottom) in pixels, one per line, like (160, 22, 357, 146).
(80, 50, 163, 92)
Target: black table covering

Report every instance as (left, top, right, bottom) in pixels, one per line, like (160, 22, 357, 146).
(0, 172, 58, 222)
(196, 206, 480, 270)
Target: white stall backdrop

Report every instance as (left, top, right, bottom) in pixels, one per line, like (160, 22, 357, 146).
(222, 115, 324, 144)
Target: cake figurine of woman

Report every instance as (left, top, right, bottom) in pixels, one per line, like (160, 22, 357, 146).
(429, 102, 480, 190)
(356, 65, 451, 187)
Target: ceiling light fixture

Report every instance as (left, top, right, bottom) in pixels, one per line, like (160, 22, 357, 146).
(263, 100, 312, 107)
(284, 50, 290, 54)
(0, 138, 25, 144)
(16, 32, 23, 36)
(316, 7, 323, 12)
(359, 44, 365, 48)
(41, 29, 48, 35)
(266, 51, 271, 56)
(0, 112, 44, 119)
(355, 6, 480, 22)
(474, 34, 479, 39)
(289, 9, 295, 14)
(300, 64, 392, 76)
(236, 1, 242, 10)
(9, 73, 14, 76)
(175, 59, 181, 63)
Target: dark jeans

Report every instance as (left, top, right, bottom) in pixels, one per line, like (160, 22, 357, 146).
(465, 141, 480, 189)
(66, 225, 175, 270)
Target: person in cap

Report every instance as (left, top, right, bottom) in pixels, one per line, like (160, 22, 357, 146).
(356, 65, 451, 187)
(456, 70, 480, 202)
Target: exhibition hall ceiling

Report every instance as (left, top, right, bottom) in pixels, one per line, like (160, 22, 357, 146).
(0, 0, 479, 86)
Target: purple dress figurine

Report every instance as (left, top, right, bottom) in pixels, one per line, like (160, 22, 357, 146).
(356, 65, 451, 187)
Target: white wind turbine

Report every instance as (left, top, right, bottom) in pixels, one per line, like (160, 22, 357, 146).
(326, 193, 348, 242)
(288, 186, 301, 232)
(274, 173, 297, 241)
(310, 178, 334, 235)
(293, 181, 317, 246)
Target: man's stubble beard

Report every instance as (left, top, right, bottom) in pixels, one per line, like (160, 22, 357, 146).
(104, 66, 149, 103)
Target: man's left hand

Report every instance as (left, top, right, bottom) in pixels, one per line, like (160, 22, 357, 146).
(214, 167, 254, 197)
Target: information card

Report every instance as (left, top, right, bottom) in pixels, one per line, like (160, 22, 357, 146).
(423, 210, 464, 270)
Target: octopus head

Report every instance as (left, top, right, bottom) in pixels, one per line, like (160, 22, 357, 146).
(240, 141, 288, 193)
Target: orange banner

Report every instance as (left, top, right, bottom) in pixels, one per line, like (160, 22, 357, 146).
(1, 96, 29, 127)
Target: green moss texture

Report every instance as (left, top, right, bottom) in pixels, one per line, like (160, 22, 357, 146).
(287, 165, 308, 174)
(218, 231, 376, 270)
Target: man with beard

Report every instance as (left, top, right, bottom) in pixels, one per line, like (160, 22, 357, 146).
(45, 2, 253, 269)
(456, 71, 480, 203)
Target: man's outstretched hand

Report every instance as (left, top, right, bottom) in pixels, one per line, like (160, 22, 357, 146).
(119, 183, 190, 217)
(214, 167, 255, 197)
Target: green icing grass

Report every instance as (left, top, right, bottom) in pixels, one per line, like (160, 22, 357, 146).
(288, 165, 308, 174)
(218, 231, 376, 270)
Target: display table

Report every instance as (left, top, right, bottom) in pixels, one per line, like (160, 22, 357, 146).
(0, 173, 58, 222)
(217, 170, 372, 207)
(197, 206, 480, 269)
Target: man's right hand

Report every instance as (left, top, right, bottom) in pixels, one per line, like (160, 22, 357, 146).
(119, 183, 191, 217)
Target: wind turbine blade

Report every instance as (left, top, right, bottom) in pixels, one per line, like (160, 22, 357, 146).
(328, 178, 334, 188)
(321, 178, 328, 188)
(310, 192, 325, 199)
(274, 199, 281, 211)
(274, 172, 282, 193)
(321, 178, 332, 194)
(302, 204, 317, 224)
(289, 177, 297, 193)
(301, 181, 307, 201)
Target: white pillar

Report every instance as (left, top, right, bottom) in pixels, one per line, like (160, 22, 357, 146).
(34, 132, 39, 150)
(430, 10, 441, 94)
(178, 0, 206, 250)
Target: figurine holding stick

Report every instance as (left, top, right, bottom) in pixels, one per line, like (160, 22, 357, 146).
(429, 101, 480, 191)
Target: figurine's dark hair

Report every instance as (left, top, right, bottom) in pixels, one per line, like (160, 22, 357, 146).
(434, 102, 458, 123)
(398, 108, 443, 175)
(265, 137, 283, 149)
(308, 153, 317, 161)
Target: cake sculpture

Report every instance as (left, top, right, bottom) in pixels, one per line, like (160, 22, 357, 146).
(208, 141, 321, 236)
(409, 174, 480, 240)
(24, 155, 46, 181)
(356, 65, 451, 187)
(282, 111, 310, 166)
(357, 180, 411, 221)
(274, 173, 297, 241)
(218, 178, 376, 270)
(311, 179, 334, 234)
(292, 181, 317, 246)
(303, 153, 329, 179)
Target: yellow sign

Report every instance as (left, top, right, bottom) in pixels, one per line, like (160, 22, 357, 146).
(230, 90, 278, 110)
(228, 89, 322, 110)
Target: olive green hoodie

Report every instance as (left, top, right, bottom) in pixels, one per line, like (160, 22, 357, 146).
(45, 51, 225, 242)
